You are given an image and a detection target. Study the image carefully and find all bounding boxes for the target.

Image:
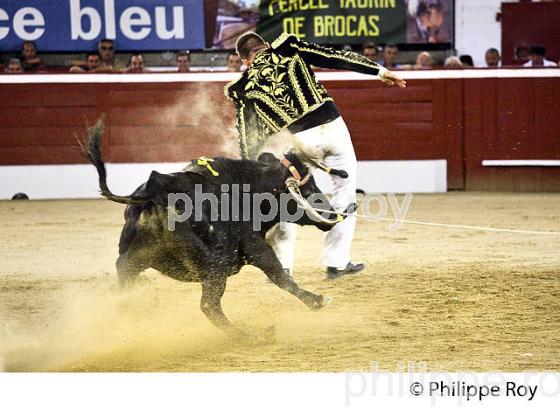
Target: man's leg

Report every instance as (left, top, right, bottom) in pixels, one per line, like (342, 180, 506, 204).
(265, 222, 296, 274)
(320, 117, 358, 269)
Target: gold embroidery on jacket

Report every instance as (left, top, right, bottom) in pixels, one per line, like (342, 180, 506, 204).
(254, 104, 281, 133)
(237, 100, 249, 159)
(290, 42, 381, 72)
(288, 57, 309, 111)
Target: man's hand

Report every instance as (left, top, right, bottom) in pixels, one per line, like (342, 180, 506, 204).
(380, 69, 407, 88)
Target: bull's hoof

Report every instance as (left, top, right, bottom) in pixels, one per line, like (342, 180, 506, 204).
(308, 295, 332, 311)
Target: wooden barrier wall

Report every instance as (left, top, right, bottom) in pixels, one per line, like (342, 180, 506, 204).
(1, 72, 559, 191)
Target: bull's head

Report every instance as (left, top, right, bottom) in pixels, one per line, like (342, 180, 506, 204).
(258, 152, 352, 232)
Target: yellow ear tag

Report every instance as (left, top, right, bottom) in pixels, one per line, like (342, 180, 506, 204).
(197, 157, 220, 177)
(336, 214, 344, 222)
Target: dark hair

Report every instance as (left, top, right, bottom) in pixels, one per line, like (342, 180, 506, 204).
(22, 41, 37, 49)
(176, 50, 190, 61)
(486, 48, 500, 55)
(417, 0, 442, 15)
(98, 38, 114, 50)
(459, 54, 474, 67)
(86, 52, 100, 59)
(384, 43, 398, 50)
(529, 46, 546, 57)
(235, 31, 267, 60)
(362, 42, 377, 51)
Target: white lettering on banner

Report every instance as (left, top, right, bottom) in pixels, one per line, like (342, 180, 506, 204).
(13, 7, 45, 41)
(0, 9, 9, 40)
(70, 0, 102, 40)
(120, 7, 151, 40)
(155, 6, 184, 40)
(104, 0, 116, 39)
(1, 1, 187, 44)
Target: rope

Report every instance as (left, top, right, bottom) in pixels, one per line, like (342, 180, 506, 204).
(300, 206, 560, 237)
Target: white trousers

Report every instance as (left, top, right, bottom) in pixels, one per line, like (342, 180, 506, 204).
(266, 116, 357, 270)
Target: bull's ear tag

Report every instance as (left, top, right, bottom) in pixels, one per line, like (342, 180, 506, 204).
(196, 157, 220, 177)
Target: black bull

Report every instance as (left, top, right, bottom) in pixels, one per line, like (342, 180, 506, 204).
(85, 121, 348, 337)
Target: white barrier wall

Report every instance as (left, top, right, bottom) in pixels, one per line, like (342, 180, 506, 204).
(0, 160, 447, 200)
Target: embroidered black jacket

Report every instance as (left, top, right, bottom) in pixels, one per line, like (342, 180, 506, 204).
(225, 33, 383, 159)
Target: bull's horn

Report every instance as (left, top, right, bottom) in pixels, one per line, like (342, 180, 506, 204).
(287, 184, 342, 225)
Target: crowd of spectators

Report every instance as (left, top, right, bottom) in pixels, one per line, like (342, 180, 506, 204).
(358, 43, 558, 70)
(1, 39, 558, 75)
(1, 39, 245, 75)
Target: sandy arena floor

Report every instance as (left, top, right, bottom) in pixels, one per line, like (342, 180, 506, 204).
(0, 193, 559, 372)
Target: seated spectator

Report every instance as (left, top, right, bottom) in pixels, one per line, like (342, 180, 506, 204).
(444, 56, 463, 69)
(176, 50, 190, 72)
(4, 58, 23, 74)
(69, 52, 101, 73)
(380, 43, 402, 70)
(125, 54, 146, 73)
(21, 41, 43, 72)
(459, 55, 474, 68)
(227, 52, 242, 72)
(485, 48, 501, 68)
(523, 46, 557, 67)
(414, 51, 433, 70)
(97, 39, 124, 72)
(361, 42, 378, 62)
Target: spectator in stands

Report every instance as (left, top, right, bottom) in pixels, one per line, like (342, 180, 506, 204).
(523, 46, 557, 67)
(126, 54, 146, 73)
(444, 56, 463, 69)
(69, 52, 100, 73)
(177, 50, 190, 72)
(414, 51, 433, 70)
(361, 42, 378, 62)
(4, 58, 23, 74)
(227, 52, 242, 72)
(21, 41, 43, 72)
(459, 55, 474, 68)
(380, 44, 401, 70)
(485, 48, 501, 68)
(97, 39, 124, 71)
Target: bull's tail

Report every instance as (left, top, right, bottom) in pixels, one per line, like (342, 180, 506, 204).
(85, 119, 138, 205)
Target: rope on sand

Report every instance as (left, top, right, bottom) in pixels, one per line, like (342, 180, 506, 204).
(303, 207, 560, 237)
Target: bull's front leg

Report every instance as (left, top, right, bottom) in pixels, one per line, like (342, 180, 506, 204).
(200, 276, 246, 337)
(243, 236, 331, 311)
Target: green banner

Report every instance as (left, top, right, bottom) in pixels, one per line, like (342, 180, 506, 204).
(257, 0, 407, 45)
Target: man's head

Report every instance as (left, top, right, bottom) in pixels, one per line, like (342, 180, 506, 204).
(383, 43, 399, 67)
(444, 56, 462, 69)
(86, 52, 100, 70)
(415, 51, 433, 69)
(98, 39, 115, 63)
(362, 42, 378, 62)
(5, 58, 23, 74)
(176, 50, 190, 72)
(22, 41, 37, 60)
(227, 52, 242, 72)
(529, 46, 546, 66)
(485, 48, 500, 68)
(127, 54, 145, 73)
(235, 31, 270, 66)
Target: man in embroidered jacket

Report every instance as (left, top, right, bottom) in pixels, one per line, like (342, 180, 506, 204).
(225, 32, 406, 278)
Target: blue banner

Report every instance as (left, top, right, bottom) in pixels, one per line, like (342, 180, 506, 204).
(0, 0, 205, 52)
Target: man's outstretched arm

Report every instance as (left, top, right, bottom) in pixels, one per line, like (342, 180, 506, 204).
(288, 36, 406, 88)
